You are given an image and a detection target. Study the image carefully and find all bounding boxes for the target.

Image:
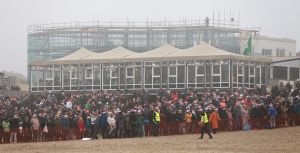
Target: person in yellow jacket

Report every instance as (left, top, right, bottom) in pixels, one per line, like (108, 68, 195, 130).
(152, 107, 160, 136)
(198, 109, 213, 139)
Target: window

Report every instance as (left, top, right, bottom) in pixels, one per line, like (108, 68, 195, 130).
(262, 49, 272, 56)
(276, 49, 285, 57)
(46, 69, 53, 80)
(197, 66, 205, 75)
(126, 67, 134, 78)
(273, 66, 287, 80)
(85, 69, 93, 79)
(71, 69, 77, 79)
(290, 68, 299, 81)
(169, 66, 176, 76)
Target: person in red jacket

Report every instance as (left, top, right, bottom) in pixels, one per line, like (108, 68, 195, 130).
(77, 115, 85, 139)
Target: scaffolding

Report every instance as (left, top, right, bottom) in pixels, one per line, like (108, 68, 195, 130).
(27, 17, 259, 64)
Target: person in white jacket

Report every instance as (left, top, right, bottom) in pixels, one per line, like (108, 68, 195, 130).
(107, 112, 116, 137)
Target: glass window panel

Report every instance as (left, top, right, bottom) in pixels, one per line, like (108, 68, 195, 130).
(127, 67, 133, 77)
(221, 64, 229, 82)
(238, 66, 243, 75)
(120, 67, 125, 84)
(177, 66, 185, 83)
(38, 70, 44, 86)
(63, 70, 70, 86)
(135, 67, 142, 84)
(162, 66, 168, 84)
(85, 79, 92, 85)
(250, 66, 255, 76)
(46, 69, 53, 79)
(103, 68, 110, 85)
(290, 68, 299, 81)
(238, 76, 243, 83)
(71, 69, 77, 79)
(197, 66, 205, 75)
(145, 67, 152, 84)
(188, 66, 195, 83)
(86, 69, 92, 79)
(261, 66, 266, 84)
(233, 65, 237, 82)
(111, 67, 118, 78)
(153, 67, 160, 76)
(213, 76, 220, 82)
(255, 67, 260, 84)
(153, 77, 161, 84)
(197, 76, 205, 83)
(71, 79, 77, 86)
(31, 70, 38, 86)
(213, 65, 220, 74)
(127, 78, 134, 84)
(111, 78, 118, 85)
(273, 66, 287, 80)
(54, 71, 60, 86)
(169, 77, 176, 84)
(250, 77, 255, 84)
(245, 66, 249, 83)
(46, 80, 53, 86)
(169, 67, 176, 76)
(206, 64, 211, 82)
(93, 69, 101, 85)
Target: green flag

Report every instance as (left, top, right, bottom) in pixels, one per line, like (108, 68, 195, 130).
(243, 36, 252, 55)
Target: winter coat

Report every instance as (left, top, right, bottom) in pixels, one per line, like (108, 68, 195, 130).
(77, 117, 85, 132)
(209, 111, 221, 129)
(61, 117, 70, 129)
(30, 118, 40, 131)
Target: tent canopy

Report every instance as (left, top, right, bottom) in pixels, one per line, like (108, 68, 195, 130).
(125, 44, 180, 61)
(29, 43, 271, 66)
(84, 46, 138, 63)
(52, 47, 95, 64)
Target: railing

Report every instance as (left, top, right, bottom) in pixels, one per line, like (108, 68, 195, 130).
(1, 114, 300, 144)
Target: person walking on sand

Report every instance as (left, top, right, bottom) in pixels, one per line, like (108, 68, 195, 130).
(198, 109, 213, 139)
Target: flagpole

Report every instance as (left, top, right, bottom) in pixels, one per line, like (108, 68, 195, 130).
(251, 32, 254, 57)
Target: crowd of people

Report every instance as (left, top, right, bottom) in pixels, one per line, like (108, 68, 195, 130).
(1, 81, 300, 143)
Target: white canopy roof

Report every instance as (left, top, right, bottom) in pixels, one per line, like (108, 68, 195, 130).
(125, 44, 180, 61)
(51, 47, 95, 64)
(30, 43, 270, 66)
(83, 46, 138, 63)
(167, 43, 243, 60)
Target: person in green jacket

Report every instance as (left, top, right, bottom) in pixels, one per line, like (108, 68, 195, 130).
(2, 118, 10, 143)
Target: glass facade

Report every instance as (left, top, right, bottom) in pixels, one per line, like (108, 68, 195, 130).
(30, 60, 269, 92)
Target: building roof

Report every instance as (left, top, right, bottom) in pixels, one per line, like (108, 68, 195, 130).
(272, 56, 300, 63)
(125, 44, 180, 61)
(51, 47, 95, 64)
(167, 43, 240, 59)
(29, 43, 271, 66)
(83, 46, 138, 63)
(165, 43, 269, 62)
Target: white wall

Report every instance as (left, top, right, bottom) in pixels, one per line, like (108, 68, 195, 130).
(240, 32, 296, 57)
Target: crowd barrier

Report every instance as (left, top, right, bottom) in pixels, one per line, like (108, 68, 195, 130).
(0, 114, 300, 144)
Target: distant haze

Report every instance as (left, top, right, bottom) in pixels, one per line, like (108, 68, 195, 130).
(0, 0, 299, 76)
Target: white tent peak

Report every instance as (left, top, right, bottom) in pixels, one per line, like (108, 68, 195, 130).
(168, 42, 240, 57)
(125, 43, 180, 60)
(53, 47, 95, 61)
(84, 45, 138, 60)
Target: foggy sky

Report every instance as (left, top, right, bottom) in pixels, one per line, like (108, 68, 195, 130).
(0, 0, 299, 76)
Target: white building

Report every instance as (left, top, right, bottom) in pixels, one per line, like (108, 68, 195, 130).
(240, 32, 296, 57)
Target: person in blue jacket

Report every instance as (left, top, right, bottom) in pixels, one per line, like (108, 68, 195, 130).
(268, 103, 277, 129)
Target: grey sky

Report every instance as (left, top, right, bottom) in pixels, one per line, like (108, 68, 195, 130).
(0, 0, 299, 75)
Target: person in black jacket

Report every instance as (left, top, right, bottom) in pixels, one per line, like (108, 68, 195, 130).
(10, 114, 19, 143)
